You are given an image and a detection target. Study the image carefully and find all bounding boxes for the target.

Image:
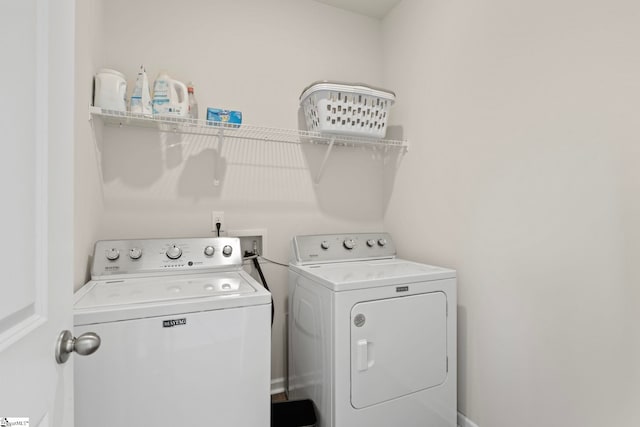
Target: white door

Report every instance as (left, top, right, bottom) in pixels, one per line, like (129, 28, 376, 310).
(350, 291, 448, 409)
(0, 1, 75, 426)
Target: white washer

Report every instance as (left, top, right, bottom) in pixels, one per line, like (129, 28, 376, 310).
(288, 233, 457, 427)
(74, 237, 271, 427)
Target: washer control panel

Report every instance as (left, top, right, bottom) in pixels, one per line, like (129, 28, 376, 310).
(291, 233, 396, 265)
(91, 237, 241, 279)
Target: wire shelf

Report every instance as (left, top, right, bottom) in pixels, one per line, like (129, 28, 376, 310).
(89, 107, 408, 151)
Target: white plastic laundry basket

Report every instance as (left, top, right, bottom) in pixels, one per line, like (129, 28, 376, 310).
(299, 81, 395, 139)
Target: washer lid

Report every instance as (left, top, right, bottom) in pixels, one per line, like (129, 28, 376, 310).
(290, 259, 455, 291)
(74, 271, 271, 325)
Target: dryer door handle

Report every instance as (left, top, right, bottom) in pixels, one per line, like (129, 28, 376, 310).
(356, 339, 374, 371)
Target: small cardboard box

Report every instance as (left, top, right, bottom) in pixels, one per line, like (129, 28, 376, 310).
(206, 108, 242, 127)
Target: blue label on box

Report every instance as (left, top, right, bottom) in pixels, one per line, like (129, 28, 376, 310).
(206, 108, 242, 127)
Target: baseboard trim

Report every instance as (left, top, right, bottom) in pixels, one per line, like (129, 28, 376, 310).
(270, 377, 286, 395)
(458, 411, 479, 427)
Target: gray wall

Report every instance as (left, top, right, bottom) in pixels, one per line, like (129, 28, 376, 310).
(382, 0, 640, 425)
(75, 0, 104, 290)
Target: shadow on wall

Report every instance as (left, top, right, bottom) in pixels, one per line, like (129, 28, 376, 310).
(101, 126, 165, 187)
(382, 124, 404, 213)
(295, 108, 406, 220)
(96, 122, 405, 220)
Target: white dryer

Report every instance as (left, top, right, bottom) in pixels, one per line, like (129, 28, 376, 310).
(74, 237, 271, 427)
(288, 233, 457, 427)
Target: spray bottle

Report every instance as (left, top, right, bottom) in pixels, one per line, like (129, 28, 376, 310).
(187, 82, 199, 120)
(130, 65, 152, 116)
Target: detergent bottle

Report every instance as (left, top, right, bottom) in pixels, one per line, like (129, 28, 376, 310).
(152, 71, 189, 117)
(93, 68, 127, 111)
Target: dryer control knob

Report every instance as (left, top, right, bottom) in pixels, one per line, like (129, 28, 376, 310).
(166, 244, 182, 260)
(105, 248, 120, 261)
(378, 238, 387, 247)
(129, 247, 142, 260)
(204, 246, 215, 257)
(343, 239, 356, 250)
(222, 245, 233, 257)
(321, 241, 330, 250)
(366, 239, 376, 247)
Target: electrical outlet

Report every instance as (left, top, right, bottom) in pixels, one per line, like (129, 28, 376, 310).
(211, 211, 224, 233)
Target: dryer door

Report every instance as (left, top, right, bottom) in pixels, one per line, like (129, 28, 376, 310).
(350, 291, 448, 409)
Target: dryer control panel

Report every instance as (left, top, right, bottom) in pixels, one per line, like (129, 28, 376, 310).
(291, 233, 396, 265)
(91, 237, 242, 279)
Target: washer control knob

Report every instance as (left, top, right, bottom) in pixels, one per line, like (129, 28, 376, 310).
(129, 247, 142, 260)
(378, 238, 387, 247)
(343, 239, 356, 250)
(320, 241, 330, 250)
(366, 239, 376, 247)
(166, 244, 182, 260)
(222, 245, 233, 257)
(105, 248, 120, 261)
(204, 246, 215, 257)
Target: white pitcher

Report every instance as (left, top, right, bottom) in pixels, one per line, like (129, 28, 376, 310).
(93, 69, 127, 111)
(152, 72, 189, 117)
